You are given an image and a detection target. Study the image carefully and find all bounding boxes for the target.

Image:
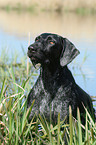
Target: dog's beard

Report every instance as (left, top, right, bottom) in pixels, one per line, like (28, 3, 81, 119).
(34, 63, 41, 69)
(29, 57, 41, 68)
(29, 53, 50, 67)
(28, 51, 51, 68)
(31, 57, 50, 68)
(28, 51, 41, 66)
(32, 60, 41, 68)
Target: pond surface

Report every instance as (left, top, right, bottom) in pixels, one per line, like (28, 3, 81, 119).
(0, 11, 96, 108)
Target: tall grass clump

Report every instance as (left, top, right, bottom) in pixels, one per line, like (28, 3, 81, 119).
(0, 47, 38, 144)
(0, 85, 96, 144)
(0, 48, 96, 144)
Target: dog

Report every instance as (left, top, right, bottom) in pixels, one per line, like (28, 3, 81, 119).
(27, 33, 95, 124)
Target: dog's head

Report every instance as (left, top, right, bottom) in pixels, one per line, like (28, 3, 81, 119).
(28, 33, 80, 67)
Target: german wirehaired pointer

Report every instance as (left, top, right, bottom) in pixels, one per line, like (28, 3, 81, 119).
(27, 33, 95, 124)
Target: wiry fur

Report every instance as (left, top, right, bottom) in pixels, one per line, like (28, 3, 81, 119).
(27, 33, 95, 124)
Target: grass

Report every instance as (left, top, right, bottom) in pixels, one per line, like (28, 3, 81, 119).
(0, 48, 96, 144)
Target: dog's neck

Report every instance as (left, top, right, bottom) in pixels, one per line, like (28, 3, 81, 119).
(41, 63, 61, 76)
(40, 65, 75, 89)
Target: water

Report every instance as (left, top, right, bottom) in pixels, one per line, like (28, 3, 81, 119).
(0, 11, 96, 108)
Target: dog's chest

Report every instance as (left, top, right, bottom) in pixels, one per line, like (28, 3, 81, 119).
(38, 84, 76, 122)
(38, 79, 76, 116)
(28, 68, 77, 122)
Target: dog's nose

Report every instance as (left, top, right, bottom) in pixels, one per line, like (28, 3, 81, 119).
(28, 46, 34, 50)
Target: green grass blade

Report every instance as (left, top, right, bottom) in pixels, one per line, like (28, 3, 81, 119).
(85, 112, 89, 143)
(57, 112, 60, 145)
(0, 78, 6, 101)
(69, 106, 73, 145)
(93, 140, 96, 145)
(83, 105, 95, 126)
(77, 108, 82, 145)
(91, 128, 94, 144)
(26, 99, 35, 120)
(39, 114, 49, 135)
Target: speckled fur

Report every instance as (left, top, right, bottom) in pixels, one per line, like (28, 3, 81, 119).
(27, 33, 95, 124)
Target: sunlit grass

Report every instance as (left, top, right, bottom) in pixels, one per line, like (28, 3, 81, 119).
(0, 82, 96, 144)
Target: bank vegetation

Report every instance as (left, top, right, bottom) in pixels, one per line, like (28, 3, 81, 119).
(0, 0, 96, 13)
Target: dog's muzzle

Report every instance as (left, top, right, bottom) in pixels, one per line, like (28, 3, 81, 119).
(28, 45, 36, 58)
(28, 44, 50, 66)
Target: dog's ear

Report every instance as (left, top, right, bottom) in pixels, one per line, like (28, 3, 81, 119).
(60, 38, 80, 66)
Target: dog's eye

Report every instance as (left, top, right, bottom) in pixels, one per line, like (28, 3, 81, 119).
(35, 39, 39, 42)
(50, 41, 54, 44)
